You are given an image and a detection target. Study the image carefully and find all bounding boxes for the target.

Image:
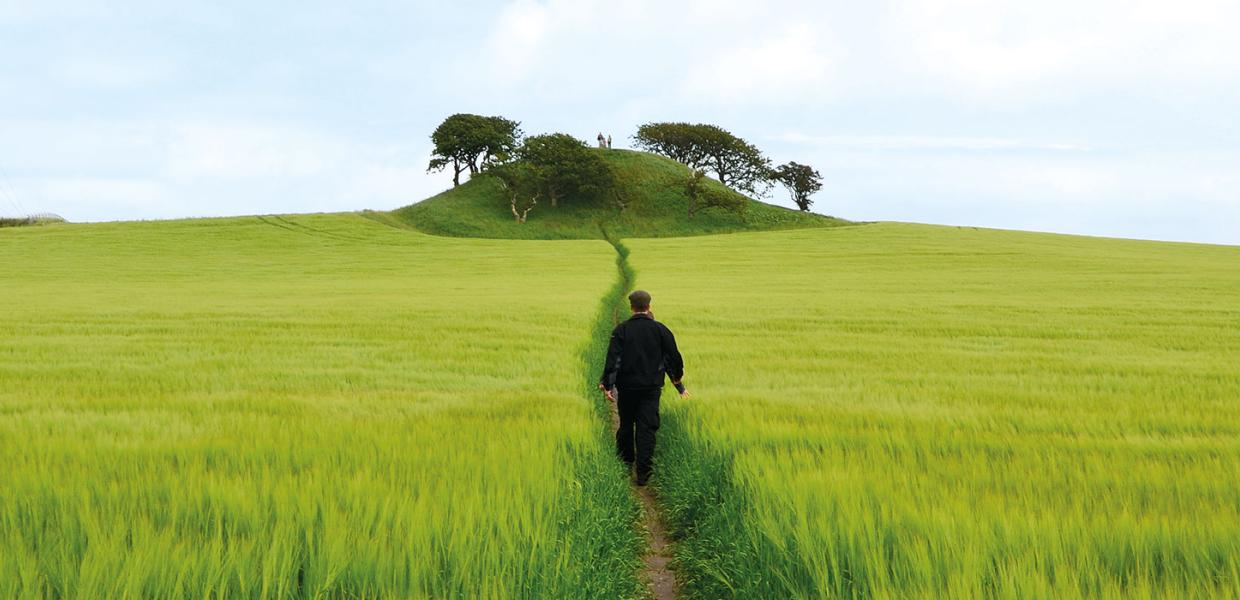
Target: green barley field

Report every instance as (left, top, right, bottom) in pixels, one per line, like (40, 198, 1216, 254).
(630, 223, 1240, 598)
(3, 190, 1239, 597)
(0, 214, 641, 598)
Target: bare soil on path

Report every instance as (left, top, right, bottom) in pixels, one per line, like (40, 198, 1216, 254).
(606, 398, 677, 600)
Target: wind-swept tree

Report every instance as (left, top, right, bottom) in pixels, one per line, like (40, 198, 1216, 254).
(427, 114, 522, 186)
(631, 122, 706, 167)
(771, 161, 823, 211)
(634, 122, 771, 196)
(518, 133, 615, 208)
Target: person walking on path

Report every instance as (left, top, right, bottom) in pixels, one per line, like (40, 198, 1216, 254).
(599, 290, 688, 486)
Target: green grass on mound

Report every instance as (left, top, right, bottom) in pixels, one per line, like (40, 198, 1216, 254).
(391, 149, 848, 239)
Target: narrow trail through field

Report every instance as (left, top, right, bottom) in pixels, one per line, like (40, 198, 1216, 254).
(598, 230, 679, 600)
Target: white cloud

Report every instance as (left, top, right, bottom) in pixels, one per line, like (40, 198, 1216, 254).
(473, 0, 845, 108)
(0, 1, 108, 23)
(473, 0, 1240, 111)
(30, 177, 171, 220)
(775, 133, 1090, 152)
(680, 24, 839, 105)
(485, 0, 554, 84)
(803, 146, 1240, 244)
(166, 123, 335, 180)
(4, 118, 444, 222)
(50, 56, 173, 89)
(886, 0, 1240, 100)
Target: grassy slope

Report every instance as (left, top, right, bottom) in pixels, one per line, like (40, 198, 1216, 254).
(390, 149, 848, 239)
(0, 214, 642, 598)
(627, 223, 1240, 598)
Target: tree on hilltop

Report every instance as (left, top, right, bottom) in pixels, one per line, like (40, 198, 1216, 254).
(771, 161, 823, 212)
(428, 114, 522, 187)
(631, 122, 706, 167)
(634, 122, 772, 197)
(518, 134, 615, 208)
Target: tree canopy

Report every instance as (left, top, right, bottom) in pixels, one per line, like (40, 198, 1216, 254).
(428, 114, 522, 187)
(631, 122, 706, 167)
(771, 161, 823, 212)
(633, 122, 772, 197)
(518, 133, 615, 208)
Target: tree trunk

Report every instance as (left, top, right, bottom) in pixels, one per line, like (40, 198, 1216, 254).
(452, 158, 461, 187)
(511, 193, 538, 223)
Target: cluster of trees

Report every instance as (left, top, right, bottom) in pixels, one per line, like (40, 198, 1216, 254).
(427, 114, 824, 223)
(634, 122, 823, 211)
(490, 134, 615, 223)
(427, 114, 523, 187)
(428, 114, 614, 223)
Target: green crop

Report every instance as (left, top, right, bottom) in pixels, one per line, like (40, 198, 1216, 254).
(0, 214, 642, 598)
(628, 223, 1240, 598)
(5, 210, 1238, 598)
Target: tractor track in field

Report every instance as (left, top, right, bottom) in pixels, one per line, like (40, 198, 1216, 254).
(271, 216, 365, 241)
(258, 214, 422, 247)
(256, 215, 354, 242)
(599, 228, 678, 600)
(257, 215, 370, 242)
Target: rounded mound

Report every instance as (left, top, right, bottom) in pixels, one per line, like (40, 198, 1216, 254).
(390, 149, 848, 239)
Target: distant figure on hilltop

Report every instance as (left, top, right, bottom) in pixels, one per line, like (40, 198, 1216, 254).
(599, 290, 688, 486)
(598, 132, 606, 148)
(607, 135, 613, 149)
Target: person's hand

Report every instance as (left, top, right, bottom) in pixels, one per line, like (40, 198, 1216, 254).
(600, 385, 616, 402)
(679, 389, 691, 399)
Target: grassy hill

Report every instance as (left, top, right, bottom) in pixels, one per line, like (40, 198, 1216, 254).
(388, 149, 849, 239)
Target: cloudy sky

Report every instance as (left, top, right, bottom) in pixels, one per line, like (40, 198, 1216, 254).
(2, 1, 1237, 244)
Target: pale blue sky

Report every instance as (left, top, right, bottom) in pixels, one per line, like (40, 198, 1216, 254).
(2, 1, 1237, 244)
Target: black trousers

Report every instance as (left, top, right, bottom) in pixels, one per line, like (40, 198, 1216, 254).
(616, 387, 661, 480)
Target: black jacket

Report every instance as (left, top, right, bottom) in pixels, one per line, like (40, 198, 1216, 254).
(599, 313, 684, 391)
